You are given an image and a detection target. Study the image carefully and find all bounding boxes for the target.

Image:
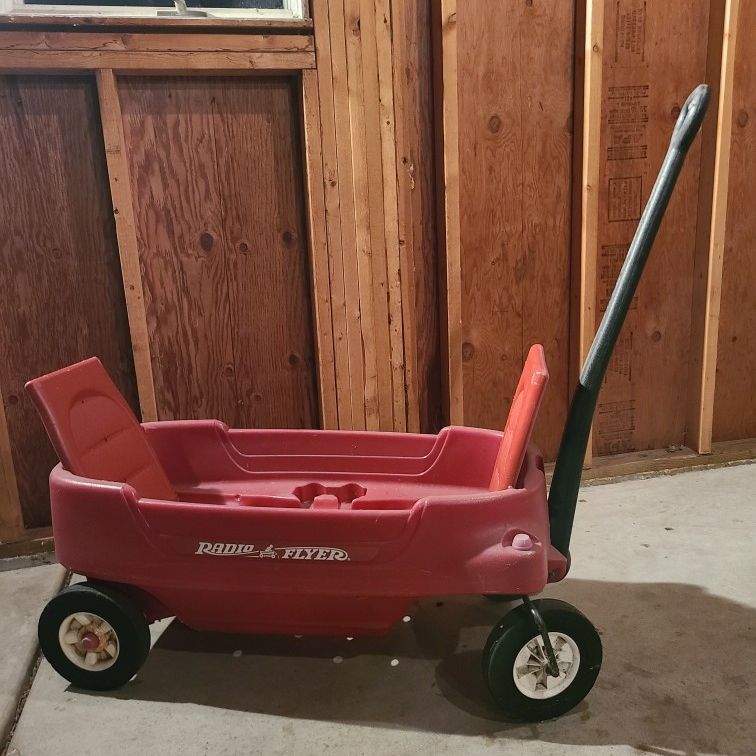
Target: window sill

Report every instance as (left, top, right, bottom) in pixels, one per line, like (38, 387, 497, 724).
(0, 13, 313, 32)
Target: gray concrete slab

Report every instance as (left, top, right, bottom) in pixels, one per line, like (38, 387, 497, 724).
(6, 463, 756, 755)
(0, 558, 66, 745)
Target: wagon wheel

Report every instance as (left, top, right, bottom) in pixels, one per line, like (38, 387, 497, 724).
(38, 582, 151, 691)
(482, 598, 602, 721)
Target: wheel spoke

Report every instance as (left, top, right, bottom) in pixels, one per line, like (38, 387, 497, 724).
(63, 631, 79, 645)
(84, 651, 99, 666)
(74, 614, 92, 627)
(105, 643, 117, 658)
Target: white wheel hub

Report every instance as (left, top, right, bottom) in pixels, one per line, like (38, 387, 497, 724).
(58, 612, 119, 672)
(512, 632, 580, 699)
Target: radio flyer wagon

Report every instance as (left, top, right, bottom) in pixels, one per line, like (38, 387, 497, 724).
(26, 85, 709, 722)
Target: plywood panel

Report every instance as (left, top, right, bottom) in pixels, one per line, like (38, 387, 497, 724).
(212, 78, 319, 428)
(713, 0, 756, 441)
(120, 76, 317, 429)
(593, 0, 710, 456)
(0, 75, 137, 529)
(457, 0, 575, 459)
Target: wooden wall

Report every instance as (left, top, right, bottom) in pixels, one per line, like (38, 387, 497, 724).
(455, 0, 575, 460)
(0, 75, 138, 531)
(1, 0, 755, 549)
(592, 0, 711, 456)
(713, 0, 756, 442)
(437, 0, 755, 471)
(119, 76, 318, 429)
(311, 0, 440, 434)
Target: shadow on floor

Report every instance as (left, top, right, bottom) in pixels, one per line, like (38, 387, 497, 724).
(81, 579, 755, 754)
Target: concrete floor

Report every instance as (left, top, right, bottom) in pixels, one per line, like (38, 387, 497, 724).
(2, 463, 755, 756)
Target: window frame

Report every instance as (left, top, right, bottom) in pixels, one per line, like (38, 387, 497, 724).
(0, 0, 305, 21)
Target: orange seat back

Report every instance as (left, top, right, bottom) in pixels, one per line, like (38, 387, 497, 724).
(26, 357, 177, 501)
(489, 344, 549, 491)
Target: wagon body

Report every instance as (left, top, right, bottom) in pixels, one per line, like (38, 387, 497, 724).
(50, 421, 565, 635)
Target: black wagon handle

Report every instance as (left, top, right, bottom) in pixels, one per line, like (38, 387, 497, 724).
(547, 83, 711, 562)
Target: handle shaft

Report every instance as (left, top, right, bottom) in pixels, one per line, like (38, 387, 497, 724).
(547, 84, 710, 561)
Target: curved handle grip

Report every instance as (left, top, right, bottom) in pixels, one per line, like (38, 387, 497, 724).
(671, 84, 710, 151)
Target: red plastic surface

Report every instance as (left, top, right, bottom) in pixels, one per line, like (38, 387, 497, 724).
(29, 351, 566, 636)
(489, 344, 549, 491)
(25, 358, 176, 501)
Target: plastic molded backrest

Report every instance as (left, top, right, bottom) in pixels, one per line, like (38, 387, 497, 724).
(489, 344, 549, 491)
(25, 358, 177, 501)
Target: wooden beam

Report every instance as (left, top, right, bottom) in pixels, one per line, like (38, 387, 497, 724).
(577, 0, 605, 467)
(373, 0, 407, 432)
(341, 0, 380, 431)
(0, 15, 314, 31)
(0, 49, 315, 72)
(96, 69, 158, 422)
(323, 0, 367, 430)
(572, 436, 755, 484)
(0, 388, 23, 543)
(689, 0, 741, 454)
(0, 529, 54, 558)
(355, 0, 394, 431)
(0, 32, 314, 53)
(301, 69, 338, 429)
(438, 0, 463, 425)
(311, 0, 353, 429)
(390, 0, 419, 432)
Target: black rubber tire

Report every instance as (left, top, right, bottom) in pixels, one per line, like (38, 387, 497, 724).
(482, 598, 602, 722)
(38, 582, 151, 691)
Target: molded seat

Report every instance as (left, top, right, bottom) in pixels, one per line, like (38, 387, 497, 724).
(26, 357, 177, 501)
(489, 344, 549, 491)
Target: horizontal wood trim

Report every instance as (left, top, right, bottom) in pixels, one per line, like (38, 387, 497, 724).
(0, 48, 315, 71)
(0, 15, 314, 32)
(0, 31, 314, 53)
(0, 528, 53, 557)
(570, 438, 756, 484)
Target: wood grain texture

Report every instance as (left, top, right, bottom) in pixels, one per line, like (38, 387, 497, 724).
(119, 75, 317, 429)
(97, 69, 158, 421)
(0, 75, 138, 528)
(457, 0, 574, 460)
(0, 16, 314, 31)
(392, 0, 441, 433)
(342, 0, 381, 430)
(326, 0, 368, 430)
(713, 0, 755, 442)
(438, 0, 463, 425)
(374, 0, 407, 432)
(573, 0, 604, 467)
(686, 0, 730, 453)
(0, 32, 314, 53)
(593, 0, 710, 456)
(301, 68, 338, 428)
(0, 386, 23, 542)
(311, 0, 354, 428)
(0, 49, 315, 72)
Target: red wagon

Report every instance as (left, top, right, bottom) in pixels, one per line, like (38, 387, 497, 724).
(26, 85, 709, 722)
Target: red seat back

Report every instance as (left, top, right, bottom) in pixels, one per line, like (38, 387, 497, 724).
(25, 357, 177, 501)
(489, 344, 549, 491)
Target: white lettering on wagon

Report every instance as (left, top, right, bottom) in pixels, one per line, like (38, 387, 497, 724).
(195, 542, 350, 561)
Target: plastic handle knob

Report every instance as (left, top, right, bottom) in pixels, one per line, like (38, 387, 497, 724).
(670, 84, 710, 152)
